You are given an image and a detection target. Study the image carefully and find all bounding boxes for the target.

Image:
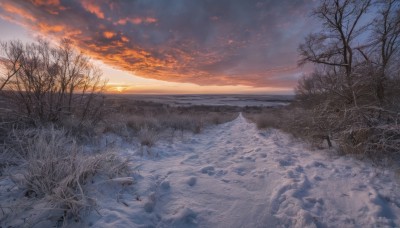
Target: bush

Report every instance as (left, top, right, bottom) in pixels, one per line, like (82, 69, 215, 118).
(126, 115, 160, 133)
(102, 114, 130, 138)
(335, 107, 400, 160)
(254, 113, 279, 129)
(292, 0, 400, 163)
(244, 107, 332, 149)
(247, 103, 400, 163)
(138, 126, 158, 147)
(0, 39, 107, 127)
(6, 126, 129, 221)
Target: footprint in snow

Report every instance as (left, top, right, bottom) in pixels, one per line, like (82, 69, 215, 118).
(160, 181, 170, 190)
(311, 161, 327, 168)
(164, 207, 198, 227)
(234, 167, 247, 176)
(287, 170, 300, 179)
(313, 175, 323, 181)
(187, 154, 199, 160)
(143, 193, 156, 213)
(187, 177, 197, 186)
(259, 153, 267, 158)
(277, 158, 296, 167)
(180, 154, 200, 164)
(238, 155, 256, 162)
(200, 166, 215, 176)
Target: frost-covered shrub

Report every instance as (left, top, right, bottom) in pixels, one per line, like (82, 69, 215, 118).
(7, 126, 129, 220)
(138, 126, 158, 147)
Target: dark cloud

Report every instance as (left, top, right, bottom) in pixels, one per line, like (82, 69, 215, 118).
(0, 0, 317, 88)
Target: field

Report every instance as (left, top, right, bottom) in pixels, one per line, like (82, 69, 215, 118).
(108, 94, 293, 107)
(1, 94, 399, 227)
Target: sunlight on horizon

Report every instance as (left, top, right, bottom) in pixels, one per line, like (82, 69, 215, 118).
(0, 0, 312, 95)
(100, 63, 294, 95)
(1, 18, 294, 95)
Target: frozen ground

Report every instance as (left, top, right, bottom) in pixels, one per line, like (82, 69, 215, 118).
(1, 114, 399, 227)
(88, 114, 400, 227)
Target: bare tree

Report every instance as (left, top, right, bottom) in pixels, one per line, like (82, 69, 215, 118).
(0, 40, 23, 91)
(299, 0, 372, 106)
(295, 0, 400, 160)
(371, 0, 400, 102)
(0, 39, 107, 125)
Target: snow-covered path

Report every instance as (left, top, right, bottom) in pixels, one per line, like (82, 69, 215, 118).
(90, 114, 400, 228)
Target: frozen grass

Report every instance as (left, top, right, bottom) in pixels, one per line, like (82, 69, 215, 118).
(0, 96, 239, 225)
(96, 99, 238, 147)
(244, 107, 315, 139)
(245, 107, 334, 151)
(253, 113, 279, 129)
(3, 126, 130, 224)
(138, 126, 159, 147)
(244, 106, 400, 164)
(126, 115, 161, 133)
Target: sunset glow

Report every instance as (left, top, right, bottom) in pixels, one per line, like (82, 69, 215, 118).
(0, 0, 317, 94)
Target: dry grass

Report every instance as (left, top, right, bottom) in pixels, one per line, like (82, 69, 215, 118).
(138, 126, 159, 147)
(102, 114, 131, 138)
(0, 96, 239, 224)
(253, 113, 280, 129)
(245, 107, 314, 136)
(3, 126, 130, 223)
(96, 97, 238, 146)
(335, 107, 400, 161)
(244, 107, 330, 149)
(245, 105, 400, 164)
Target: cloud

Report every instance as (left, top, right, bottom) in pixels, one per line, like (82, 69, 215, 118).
(116, 17, 158, 25)
(31, 0, 60, 6)
(0, 0, 317, 88)
(0, 2, 37, 22)
(81, 0, 105, 19)
(102, 31, 116, 39)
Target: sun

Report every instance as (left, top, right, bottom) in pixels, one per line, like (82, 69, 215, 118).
(105, 85, 129, 93)
(115, 87, 124, 93)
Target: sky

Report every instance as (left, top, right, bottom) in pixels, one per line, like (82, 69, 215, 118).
(0, 0, 318, 94)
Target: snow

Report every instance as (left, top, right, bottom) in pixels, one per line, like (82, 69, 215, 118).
(2, 113, 400, 227)
(86, 113, 400, 227)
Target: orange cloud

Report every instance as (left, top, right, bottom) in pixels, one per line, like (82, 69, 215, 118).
(38, 23, 64, 32)
(144, 17, 157, 23)
(121, 36, 129, 42)
(30, 0, 66, 14)
(31, 0, 60, 6)
(81, 0, 104, 19)
(0, 0, 314, 89)
(116, 17, 157, 25)
(103, 31, 116, 39)
(0, 2, 37, 22)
